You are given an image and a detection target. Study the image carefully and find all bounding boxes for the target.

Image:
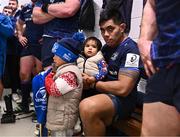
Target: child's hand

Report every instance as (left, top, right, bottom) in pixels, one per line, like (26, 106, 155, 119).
(86, 76, 96, 84)
(82, 73, 91, 90)
(82, 73, 89, 79)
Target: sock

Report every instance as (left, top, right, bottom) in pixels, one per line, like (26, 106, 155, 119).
(21, 81, 31, 112)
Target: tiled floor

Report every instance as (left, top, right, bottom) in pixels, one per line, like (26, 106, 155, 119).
(0, 89, 36, 136)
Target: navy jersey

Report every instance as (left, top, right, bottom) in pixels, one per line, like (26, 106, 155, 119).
(152, 0, 180, 67)
(19, 3, 43, 44)
(102, 37, 144, 101)
(35, 0, 80, 38)
(102, 37, 143, 81)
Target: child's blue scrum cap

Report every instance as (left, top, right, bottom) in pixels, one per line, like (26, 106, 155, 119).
(52, 32, 85, 62)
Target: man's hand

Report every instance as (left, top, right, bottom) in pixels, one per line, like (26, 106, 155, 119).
(138, 39, 158, 77)
(82, 73, 97, 90)
(82, 73, 91, 90)
(38, 38, 43, 45)
(86, 76, 96, 84)
(18, 35, 28, 47)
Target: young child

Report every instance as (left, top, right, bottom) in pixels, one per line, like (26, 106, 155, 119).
(44, 32, 85, 136)
(77, 36, 108, 89)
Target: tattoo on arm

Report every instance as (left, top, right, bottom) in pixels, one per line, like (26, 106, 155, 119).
(119, 69, 140, 80)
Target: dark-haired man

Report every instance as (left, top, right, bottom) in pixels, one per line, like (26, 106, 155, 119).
(79, 6, 144, 136)
(8, 0, 20, 18)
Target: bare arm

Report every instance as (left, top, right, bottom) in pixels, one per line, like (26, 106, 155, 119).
(139, 0, 157, 40)
(47, 0, 80, 18)
(138, 0, 158, 77)
(95, 70, 140, 97)
(16, 19, 27, 47)
(32, 6, 54, 24)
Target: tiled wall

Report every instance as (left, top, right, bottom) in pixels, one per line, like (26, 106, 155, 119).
(129, 0, 143, 41)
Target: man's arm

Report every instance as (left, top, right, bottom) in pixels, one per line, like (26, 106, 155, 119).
(32, 6, 54, 24)
(47, 0, 80, 18)
(139, 0, 157, 40)
(16, 19, 27, 47)
(138, 0, 158, 77)
(95, 69, 140, 97)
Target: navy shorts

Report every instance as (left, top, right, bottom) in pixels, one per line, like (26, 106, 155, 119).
(144, 64, 180, 112)
(21, 43, 42, 61)
(107, 92, 137, 122)
(41, 37, 58, 68)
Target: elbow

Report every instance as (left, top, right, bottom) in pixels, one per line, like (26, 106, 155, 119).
(66, 9, 77, 16)
(32, 8, 44, 24)
(58, 9, 76, 17)
(32, 14, 42, 24)
(32, 17, 41, 24)
(118, 89, 132, 97)
(56, 5, 79, 17)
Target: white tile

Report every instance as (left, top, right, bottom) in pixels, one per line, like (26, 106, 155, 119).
(131, 0, 143, 18)
(129, 17, 142, 40)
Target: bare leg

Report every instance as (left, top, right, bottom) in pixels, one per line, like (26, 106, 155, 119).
(20, 55, 35, 81)
(19, 55, 35, 112)
(79, 94, 115, 136)
(32, 57, 42, 76)
(141, 102, 180, 136)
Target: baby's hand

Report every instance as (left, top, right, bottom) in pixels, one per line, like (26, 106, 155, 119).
(86, 76, 96, 84)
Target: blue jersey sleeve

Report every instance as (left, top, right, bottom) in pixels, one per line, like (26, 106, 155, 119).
(119, 40, 141, 72)
(35, 0, 43, 7)
(95, 59, 108, 81)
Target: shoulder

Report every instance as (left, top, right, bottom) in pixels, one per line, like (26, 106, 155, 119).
(121, 37, 139, 54)
(22, 3, 32, 11)
(94, 51, 104, 60)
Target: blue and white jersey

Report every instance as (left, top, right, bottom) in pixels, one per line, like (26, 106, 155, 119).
(35, 0, 80, 39)
(102, 37, 143, 81)
(151, 0, 180, 67)
(19, 3, 43, 44)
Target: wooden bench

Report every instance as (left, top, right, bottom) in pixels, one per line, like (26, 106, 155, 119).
(114, 107, 142, 136)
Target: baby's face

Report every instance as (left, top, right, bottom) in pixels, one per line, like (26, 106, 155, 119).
(84, 40, 98, 58)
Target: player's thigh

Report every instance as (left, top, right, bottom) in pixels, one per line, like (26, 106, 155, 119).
(80, 94, 115, 125)
(142, 102, 180, 135)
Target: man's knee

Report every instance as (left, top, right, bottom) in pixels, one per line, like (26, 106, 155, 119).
(19, 72, 31, 81)
(79, 98, 99, 120)
(141, 102, 180, 136)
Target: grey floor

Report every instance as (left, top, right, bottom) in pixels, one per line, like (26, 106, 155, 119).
(0, 89, 36, 137)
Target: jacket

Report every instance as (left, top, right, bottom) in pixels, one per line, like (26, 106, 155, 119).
(77, 51, 107, 80)
(0, 14, 14, 77)
(45, 63, 83, 131)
